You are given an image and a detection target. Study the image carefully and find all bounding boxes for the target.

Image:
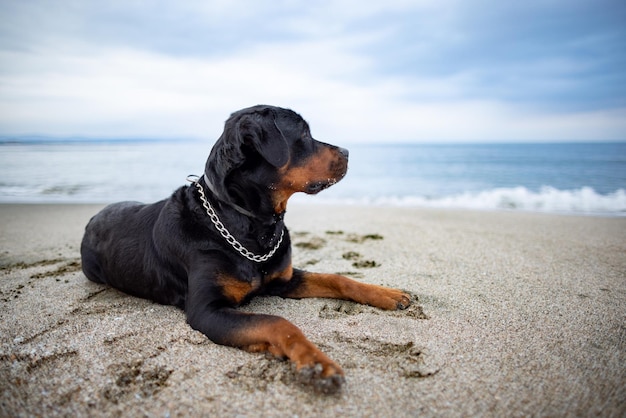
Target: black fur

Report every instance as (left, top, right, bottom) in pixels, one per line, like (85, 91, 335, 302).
(80, 105, 347, 345)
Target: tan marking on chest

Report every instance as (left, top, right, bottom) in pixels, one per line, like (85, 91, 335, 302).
(265, 263, 293, 283)
(218, 275, 256, 305)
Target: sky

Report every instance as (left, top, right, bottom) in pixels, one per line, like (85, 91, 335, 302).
(0, 0, 624, 143)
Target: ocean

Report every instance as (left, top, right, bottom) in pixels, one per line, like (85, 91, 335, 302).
(1, 140, 625, 216)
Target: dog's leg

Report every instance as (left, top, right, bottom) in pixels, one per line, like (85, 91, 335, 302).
(280, 269, 411, 310)
(186, 275, 344, 393)
(186, 304, 344, 393)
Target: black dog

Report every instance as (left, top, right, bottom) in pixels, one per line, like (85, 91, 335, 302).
(81, 105, 411, 393)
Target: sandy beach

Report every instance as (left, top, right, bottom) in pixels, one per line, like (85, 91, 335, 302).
(1, 203, 624, 417)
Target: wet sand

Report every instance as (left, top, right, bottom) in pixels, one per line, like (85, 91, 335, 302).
(1, 204, 625, 417)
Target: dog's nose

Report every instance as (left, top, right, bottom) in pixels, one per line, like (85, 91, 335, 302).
(338, 147, 349, 159)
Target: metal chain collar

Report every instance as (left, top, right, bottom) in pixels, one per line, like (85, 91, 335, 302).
(188, 176, 284, 263)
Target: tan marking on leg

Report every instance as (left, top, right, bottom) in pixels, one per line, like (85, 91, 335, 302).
(288, 272, 411, 310)
(234, 316, 343, 377)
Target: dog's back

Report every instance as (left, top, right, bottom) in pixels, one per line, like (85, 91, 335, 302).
(81, 199, 187, 308)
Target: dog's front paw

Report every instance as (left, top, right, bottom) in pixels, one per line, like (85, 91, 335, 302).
(283, 332, 345, 394)
(370, 287, 412, 310)
(394, 290, 412, 310)
(296, 363, 345, 394)
(291, 344, 345, 394)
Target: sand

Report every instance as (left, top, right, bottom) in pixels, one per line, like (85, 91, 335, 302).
(0, 203, 624, 417)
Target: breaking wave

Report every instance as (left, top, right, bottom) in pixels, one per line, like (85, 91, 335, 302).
(312, 186, 626, 215)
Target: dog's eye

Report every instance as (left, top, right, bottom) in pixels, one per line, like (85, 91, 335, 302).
(297, 132, 313, 148)
(291, 135, 312, 162)
(293, 140, 306, 156)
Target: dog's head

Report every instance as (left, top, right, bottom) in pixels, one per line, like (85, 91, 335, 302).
(205, 105, 348, 216)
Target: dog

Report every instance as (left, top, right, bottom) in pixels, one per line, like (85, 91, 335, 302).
(80, 105, 411, 393)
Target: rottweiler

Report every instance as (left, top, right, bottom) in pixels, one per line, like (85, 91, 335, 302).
(80, 105, 411, 393)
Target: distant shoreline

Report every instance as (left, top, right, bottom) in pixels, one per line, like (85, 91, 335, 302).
(0, 136, 203, 145)
(2, 136, 625, 145)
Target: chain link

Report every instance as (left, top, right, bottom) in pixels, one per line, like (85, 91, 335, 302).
(191, 178, 284, 263)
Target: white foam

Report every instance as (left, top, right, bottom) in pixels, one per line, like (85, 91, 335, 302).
(308, 186, 626, 215)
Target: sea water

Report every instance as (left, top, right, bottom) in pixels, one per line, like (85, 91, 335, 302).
(1, 140, 624, 215)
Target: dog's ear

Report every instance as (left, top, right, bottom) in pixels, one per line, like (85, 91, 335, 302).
(237, 111, 289, 168)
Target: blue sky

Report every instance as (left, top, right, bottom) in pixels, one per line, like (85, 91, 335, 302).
(0, 0, 624, 142)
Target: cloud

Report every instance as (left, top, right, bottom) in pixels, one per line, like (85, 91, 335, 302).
(0, 0, 624, 142)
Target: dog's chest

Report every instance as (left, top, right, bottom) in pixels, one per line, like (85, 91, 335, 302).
(220, 261, 293, 306)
